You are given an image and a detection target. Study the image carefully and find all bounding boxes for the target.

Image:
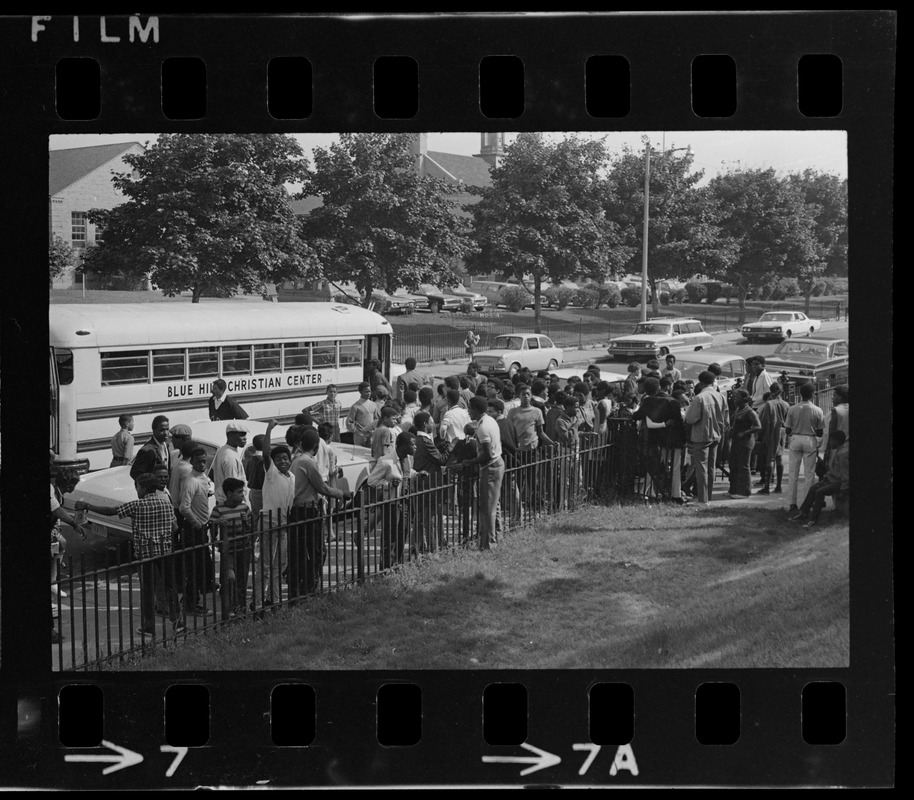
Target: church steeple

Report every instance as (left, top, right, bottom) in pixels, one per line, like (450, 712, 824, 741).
(476, 132, 505, 167)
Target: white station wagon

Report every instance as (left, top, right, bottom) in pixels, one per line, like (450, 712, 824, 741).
(473, 334, 564, 377)
(741, 311, 822, 343)
(607, 318, 713, 361)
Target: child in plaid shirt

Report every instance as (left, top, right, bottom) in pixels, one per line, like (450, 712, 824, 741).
(307, 384, 342, 442)
(211, 477, 252, 617)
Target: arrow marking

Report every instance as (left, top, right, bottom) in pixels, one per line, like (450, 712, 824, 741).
(64, 739, 144, 775)
(160, 744, 188, 777)
(482, 742, 562, 776)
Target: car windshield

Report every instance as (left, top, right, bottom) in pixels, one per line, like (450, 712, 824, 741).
(674, 360, 708, 381)
(760, 313, 793, 322)
(632, 323, 673, 336)
(494, 336, 525, 351)
(775, 342, 829, 357)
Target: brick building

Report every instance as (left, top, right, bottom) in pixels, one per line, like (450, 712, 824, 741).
(49, 141, 144, 288)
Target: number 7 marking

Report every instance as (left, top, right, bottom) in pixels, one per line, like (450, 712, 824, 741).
(160, 745, 188, 777)
(572, 743, 601, 776)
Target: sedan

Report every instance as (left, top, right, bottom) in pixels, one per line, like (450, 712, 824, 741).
(472, 334, 564, 377)
(414, 284, 468, 313)
(764, 338, 849, 388)
(669, 351, 748, 393)
(447, 282, 488, 311)
(741, 311, 822, 344)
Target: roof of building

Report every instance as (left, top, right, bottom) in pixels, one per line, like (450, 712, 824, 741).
(425, 151, 493, 188)
(49, 142, 144, 196)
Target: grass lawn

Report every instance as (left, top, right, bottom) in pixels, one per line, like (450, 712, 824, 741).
(120, 502, 849, 671)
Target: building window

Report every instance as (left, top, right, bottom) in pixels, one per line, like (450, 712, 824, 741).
(71, 211, 88, 248)
(93, 222, 103, 246)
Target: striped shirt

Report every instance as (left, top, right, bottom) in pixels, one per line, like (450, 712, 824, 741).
(117, 493, 175, 560)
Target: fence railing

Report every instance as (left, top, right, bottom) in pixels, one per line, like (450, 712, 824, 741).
(52, 392, 836, 671)
(54, 422, 653, 670)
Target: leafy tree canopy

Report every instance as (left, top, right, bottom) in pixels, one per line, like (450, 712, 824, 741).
(604, 141, 737, 315)
(708, 168, 821, 314)
(786, 169, 848, 278)
(82, 134, 311, 302)
(468, 132, 628, 329)
(300, 133, 472, 305)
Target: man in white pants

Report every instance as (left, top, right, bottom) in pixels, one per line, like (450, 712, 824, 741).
(784, 382, 825, 513)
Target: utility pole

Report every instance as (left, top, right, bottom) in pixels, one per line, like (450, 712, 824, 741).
(640, 142, 650, 322)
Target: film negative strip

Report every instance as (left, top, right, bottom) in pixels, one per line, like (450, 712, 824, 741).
(0, 11, 894, 789)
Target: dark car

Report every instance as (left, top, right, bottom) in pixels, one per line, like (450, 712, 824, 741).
(764, 338, 849, 388)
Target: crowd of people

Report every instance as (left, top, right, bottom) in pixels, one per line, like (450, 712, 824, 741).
(51, 359, 848, 642)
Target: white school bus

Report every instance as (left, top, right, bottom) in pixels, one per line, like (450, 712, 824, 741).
(49, 302, 398, 472)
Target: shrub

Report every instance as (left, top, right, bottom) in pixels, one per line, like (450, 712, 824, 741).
(704, 282, 722, 304)
(659, 291, 671, 306)
(670, 287, 686, 304)
(575, 287, 600, 308)
(823, 277, 848, 295)
(603, 284, 622, 308)
(721, 284, 737, 303)
(684, 281, 707, 304)
(500, 284, 531, 312)
(91, 272, 148, 291)
(809, 279, 828, 297)
(544, 285, 578, 310)
(773, 277, 800, 300)
(620, 285, 642, 307)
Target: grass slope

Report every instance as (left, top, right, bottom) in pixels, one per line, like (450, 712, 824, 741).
(123, 503, 848, 671)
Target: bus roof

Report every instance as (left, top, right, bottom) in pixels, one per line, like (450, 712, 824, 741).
(49, 302, 393, 349)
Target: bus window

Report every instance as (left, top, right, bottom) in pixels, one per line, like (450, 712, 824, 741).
(54, 348, 74, 385)
(152, 349, 186, 382)
(222, 345, 252, 375)
(312, 342, 336, 369)
(101, 351, 149, 385)
(188, 347, 219, 378)
(283, 341, 311, 370)
(254, 343, 282, 373)
(339, 340, 362, 367)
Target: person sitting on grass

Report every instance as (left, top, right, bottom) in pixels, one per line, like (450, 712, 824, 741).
(790, 430, 849, 528)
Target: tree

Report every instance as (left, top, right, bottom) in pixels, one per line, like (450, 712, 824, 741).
(468, 133, 628, 331)
(604, 142, 735, 316)
(49, 235, 75, 283)
(82, 134, 311, 302)
(300, 133, 472, 306)
(786, 170, 848, 312)
(708, 168, 820, 324)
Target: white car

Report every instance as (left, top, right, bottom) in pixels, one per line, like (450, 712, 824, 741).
(62, 420, 373, 538)
(472, 334, 564, 377)
(741, 311, 822, 344)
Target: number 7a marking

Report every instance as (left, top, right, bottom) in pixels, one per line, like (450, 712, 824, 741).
(572, 743, 601, 776)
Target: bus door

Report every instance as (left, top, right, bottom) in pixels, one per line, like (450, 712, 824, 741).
(50, 346, 59, 453)
(365, 334, 391, 380)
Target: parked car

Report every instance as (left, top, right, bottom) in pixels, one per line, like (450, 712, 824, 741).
(473, 334, 564, 377)
(469, 280, 535, 309)
(414, 284, 467, 313)
(741, 311, 822, 343)
(669, 350, 749, 393)
(550, 366, 629, 391)
(368, 288, 418, 315)
(61, 420, 373, 540)
(607, 318, 714, 361)
(446, 282, 488, 311)
(764, 338, 849, 388)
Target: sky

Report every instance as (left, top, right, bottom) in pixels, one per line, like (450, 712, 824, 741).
(49, 130, 847, 184)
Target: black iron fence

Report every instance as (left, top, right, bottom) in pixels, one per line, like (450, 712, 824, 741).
(52, 387, 836, 671)
(54, 423, 646, 670)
